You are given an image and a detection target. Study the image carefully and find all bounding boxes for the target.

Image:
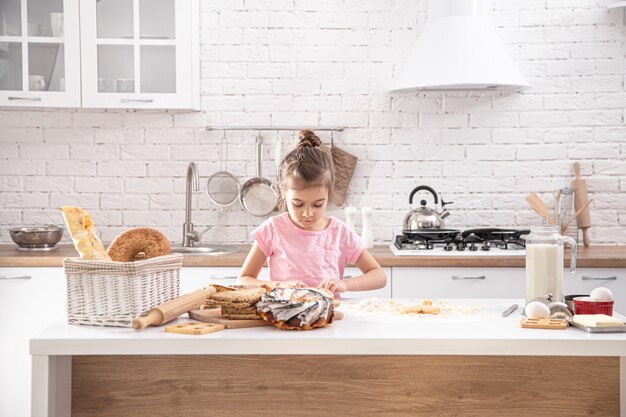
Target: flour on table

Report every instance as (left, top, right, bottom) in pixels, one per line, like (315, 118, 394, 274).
(344, 298, 481, 321)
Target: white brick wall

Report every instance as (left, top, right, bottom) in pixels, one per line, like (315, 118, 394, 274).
(1, 0, 625, 246)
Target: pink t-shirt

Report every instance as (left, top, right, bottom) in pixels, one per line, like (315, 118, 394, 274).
(251, 212, 364, 287)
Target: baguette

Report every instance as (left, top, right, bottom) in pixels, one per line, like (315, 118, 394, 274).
(60, 206, 111, 261)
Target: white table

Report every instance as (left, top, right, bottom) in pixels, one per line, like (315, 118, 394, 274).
(30, 299, 626, 417)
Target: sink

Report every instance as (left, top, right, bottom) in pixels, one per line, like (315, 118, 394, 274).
(171, 245, 240, 256)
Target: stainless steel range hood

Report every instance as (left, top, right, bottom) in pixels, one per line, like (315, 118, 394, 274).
(390, 0, 531, 92)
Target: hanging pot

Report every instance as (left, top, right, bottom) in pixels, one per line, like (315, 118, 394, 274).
(403, 185, 453, 230)
(240, 136, 278, 217)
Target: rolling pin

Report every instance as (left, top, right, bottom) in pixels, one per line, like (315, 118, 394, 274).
(132, 286, 217, 330)
(571, 162, 591, 247)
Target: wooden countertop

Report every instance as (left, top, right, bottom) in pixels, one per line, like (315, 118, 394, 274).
(1, 244, 626, 268)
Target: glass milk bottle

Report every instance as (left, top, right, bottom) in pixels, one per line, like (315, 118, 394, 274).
(525, 226, 577, 304)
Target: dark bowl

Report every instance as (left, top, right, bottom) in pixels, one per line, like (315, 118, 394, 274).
(564, 294, 589, 314)
(9, 225, 63, 248)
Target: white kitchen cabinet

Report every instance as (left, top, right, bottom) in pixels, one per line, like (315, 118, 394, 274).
(0, 0, 81, 107)
(563, 268, 626, 312)
(343, 266, 392, 299)
(392, 267, 525, 299)
(0, 267, 66, 417)
(179, 267, 392, 299)
(179, 267, 271, 293)
(0, 0, 198, 109)
(79, 0, 199, 109)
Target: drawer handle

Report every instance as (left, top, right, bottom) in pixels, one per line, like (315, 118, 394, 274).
(343, 275, 353, 279)
(0, 275, 32, 280)
(120, 98, 154, 103)
(581, 276, 617, 281)
(8, 96, 42, 101)
(209, 275, 238, 280)
(452, 275, 486, 280)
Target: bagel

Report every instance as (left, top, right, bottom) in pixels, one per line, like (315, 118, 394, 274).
(106, 227, 172, 262)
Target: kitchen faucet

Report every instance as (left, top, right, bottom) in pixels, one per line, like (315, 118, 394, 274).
(182, 162, 211, 247)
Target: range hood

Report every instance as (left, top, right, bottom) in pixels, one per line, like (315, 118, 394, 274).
(390, 0, 531, 92)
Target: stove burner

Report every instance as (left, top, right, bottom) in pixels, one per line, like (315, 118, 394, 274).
(394, 228, 529, 252)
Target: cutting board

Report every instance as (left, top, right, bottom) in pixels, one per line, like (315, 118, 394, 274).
(188, 309, 271, 328)
(164, 322, 225, 335)
(188, 309, 345, 329)
(520, 318, 568, 330)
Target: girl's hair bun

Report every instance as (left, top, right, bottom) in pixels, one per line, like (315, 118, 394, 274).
(297, 129, 322, 149)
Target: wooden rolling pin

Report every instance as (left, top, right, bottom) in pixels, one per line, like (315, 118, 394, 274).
(132, 286, 217, 330)
(572, 162, 591, 247)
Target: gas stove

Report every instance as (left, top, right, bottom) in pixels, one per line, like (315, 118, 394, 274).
(390, 228, 529, 256)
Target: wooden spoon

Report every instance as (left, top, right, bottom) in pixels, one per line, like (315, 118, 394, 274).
(525, 193, 553, 224)
(561, 199, 593, 234)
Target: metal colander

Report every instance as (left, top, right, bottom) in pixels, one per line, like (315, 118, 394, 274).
(206, 136, 241, 207)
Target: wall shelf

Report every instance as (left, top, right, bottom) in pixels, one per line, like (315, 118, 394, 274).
(607, 1, 626, 10)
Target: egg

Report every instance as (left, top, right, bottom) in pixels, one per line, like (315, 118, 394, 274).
(524, 301, 551, 319)
(590, 287, 614, 302)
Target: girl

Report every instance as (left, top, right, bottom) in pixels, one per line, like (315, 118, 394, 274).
(237, 129, 387, 296)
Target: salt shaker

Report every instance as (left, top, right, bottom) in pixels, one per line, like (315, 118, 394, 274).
(344, 206, 357, 231)
(360, 206, 374, 249)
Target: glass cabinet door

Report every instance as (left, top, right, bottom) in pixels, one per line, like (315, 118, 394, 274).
(80, 0, 195, 109)
(0, 0, 80, 107)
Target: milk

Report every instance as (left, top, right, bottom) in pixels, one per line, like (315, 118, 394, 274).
(525, 243, 564, 303)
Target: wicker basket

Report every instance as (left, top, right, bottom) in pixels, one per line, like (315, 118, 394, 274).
(63, 253, 183, 327)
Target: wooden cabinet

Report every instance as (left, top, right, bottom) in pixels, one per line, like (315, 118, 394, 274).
(0, 0, 198, 109)
(0, 0, 81, 107)
(392, 267, 525, 299)
(0, 267, 66, 417)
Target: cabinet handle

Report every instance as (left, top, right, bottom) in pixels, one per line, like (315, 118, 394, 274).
(581, 275, 617, 281)
(0, 275, 32, 280)
(120, 98, 154, 103)
(451, 275, 486, 280)
(209, 275, 238, 280)
(8, 96, 42, 101)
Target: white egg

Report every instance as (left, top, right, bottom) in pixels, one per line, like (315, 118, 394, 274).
(590, 287, 614, 302)
(524, 301, 551, 319)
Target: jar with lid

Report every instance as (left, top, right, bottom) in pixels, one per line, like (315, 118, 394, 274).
(525, 226, 577, 304)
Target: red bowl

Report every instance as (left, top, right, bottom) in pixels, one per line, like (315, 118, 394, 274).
(573, 297, 614, 316)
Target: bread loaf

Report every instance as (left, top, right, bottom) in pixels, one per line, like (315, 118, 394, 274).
(256, 287, 335, 330)
(60, 206, 111, 261)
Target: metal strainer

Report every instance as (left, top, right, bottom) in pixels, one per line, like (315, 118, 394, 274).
(206, 135, 241, 207)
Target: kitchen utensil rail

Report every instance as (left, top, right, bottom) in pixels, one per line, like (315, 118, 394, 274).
(205, 126, 344, 132)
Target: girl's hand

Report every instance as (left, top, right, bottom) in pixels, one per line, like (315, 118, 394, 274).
(318, 279, 348, 294)
(275, 280, 307, 289)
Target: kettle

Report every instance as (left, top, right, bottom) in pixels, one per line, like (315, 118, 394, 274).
(403, 185, 452, 230)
